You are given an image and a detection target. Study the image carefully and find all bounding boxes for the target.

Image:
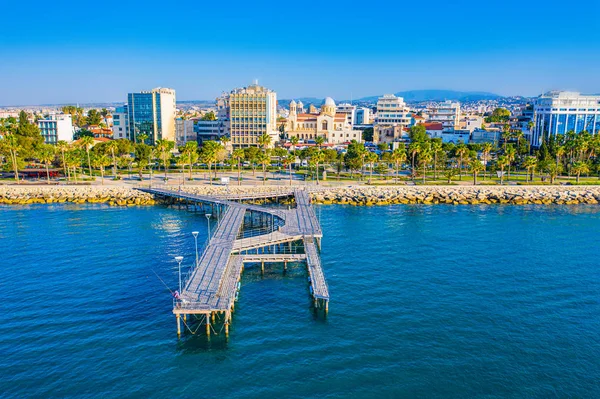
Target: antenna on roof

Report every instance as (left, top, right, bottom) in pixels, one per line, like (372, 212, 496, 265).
(254, 79, 259, 85)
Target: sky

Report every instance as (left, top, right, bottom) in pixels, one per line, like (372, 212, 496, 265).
(1, 0, 599, 105)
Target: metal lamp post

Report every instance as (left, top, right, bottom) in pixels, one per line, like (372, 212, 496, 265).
(192, 231, 199, 266)
(174, 256, 184, 294)
(206, 214, 212, 241)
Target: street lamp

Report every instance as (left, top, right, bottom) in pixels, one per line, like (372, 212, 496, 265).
(174, 256, 184, 294)
(192, 231, 199, 266)
(206, 214, 212, 241)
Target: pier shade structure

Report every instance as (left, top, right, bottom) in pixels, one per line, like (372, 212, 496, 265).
(137, 186, 329, 337)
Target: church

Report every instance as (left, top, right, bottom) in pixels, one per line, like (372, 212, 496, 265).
(284, 97, 362, 144)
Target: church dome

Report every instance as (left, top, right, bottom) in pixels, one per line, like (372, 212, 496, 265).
(324, 97, 335, 106)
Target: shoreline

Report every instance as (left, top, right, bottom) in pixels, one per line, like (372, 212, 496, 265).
(1, 185, 600, 206)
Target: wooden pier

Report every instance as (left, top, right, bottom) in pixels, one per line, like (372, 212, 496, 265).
(137, 186, 329, 338)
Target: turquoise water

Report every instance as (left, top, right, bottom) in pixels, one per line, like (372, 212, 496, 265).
(1, 203, 600, 398)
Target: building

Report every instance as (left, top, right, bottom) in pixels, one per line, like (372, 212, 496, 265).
(227, 83, 277, 148)
(460, 115, 483, 132)
(284, 97, 362, 144)
(428, 100, 461, 132)
(336, 103, 356, 126)
(37, 114, 74, 144)
(374, 95, 413, 144)
(112, 105, 128, 139)
(127, 87, 176, 144)
(423, 122, 444, 139)
(194, 119, 229, 145)
(531, 91, 600, 147)
(355, 107, 372, 125)
(471, 129, 501, 144)
(87, 126, 113, 139)
(175, 119, 195, 146)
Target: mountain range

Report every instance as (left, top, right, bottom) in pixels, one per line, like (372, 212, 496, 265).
(279, 90, 503, 108)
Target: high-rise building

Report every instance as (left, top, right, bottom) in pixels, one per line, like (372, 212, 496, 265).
(127, 87, 176, 144)
(112, 105, 129, 139)
(336, 103, 356, 126)
(428, 100, 461, 132)
(227, 83, 277, 148)
(531, 91, 600, 147)
(354, 107, 372, 125)
(37, 114, 74, 144)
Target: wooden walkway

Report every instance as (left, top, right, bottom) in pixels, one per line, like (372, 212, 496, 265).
(137, 186, 329, 337)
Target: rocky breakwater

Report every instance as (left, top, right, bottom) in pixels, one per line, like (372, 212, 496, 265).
(0, 186, 156, 206)
(310, 186, 600, 206)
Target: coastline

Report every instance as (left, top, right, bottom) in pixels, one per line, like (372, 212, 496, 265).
(2, 184, 600, 206)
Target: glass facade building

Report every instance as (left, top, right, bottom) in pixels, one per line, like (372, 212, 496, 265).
(532, 91, 600, 147)
(127, 88, 176, 144)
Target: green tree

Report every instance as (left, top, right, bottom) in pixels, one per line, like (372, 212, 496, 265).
(134, 143, 152, 180)
(497, 155, 509, 185)
(571, 161, 590, 184)
(522, 156, 538, 183)
(258, 133, 272, 151)
(0, 134, 22, 182)
(256, 151, 271, 184)
(283, 153, 295, 186)
(409, 124, 428, 142)
(366, 151, 378, 184)
(544, 161, 562, 184)
(106, 140, 120, 179)
(91, 153, 111, 185)
(155, 139, 175, 181)
(455, 144, 469, 180)
(200, 111, 217, 121)
(444, 168, 458, 184)
(391, 146, 407, 183)
(232, 148, 245, 185)
(86, 109, 103, 125)
(485, 108, 511, 123)
(78, 135, 95, 178)
(504, 145, 516, 181)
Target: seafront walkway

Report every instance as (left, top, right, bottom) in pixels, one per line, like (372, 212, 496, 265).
(137, 186, 329, 337)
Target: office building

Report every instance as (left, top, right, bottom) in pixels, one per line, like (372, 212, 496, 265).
(354, 107, 372, 125)
(37, 114, 74, 144)
(175, 119, 195, 146)
(227, 83, 277, 148)
(374, 94, 413, 144)
(127, 87, 176, 144)
(531, 91, 600, 147)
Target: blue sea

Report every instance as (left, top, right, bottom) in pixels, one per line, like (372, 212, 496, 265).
(1, 203, 599, 398)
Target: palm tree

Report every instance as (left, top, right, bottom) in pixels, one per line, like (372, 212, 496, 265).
(419, 147, 432, 184)
(391, 147, 407, 183)
(283, 153, 295, 186)
(290, 136, 299, 152)
(366, 152, 378, 184)
(522, 156, 538, 183)
(544, 161, 562, 184)
(232, 148, 245, 185)
(258, 133, 271, 152)
(78, 135, 94, 178)
(571, 161, 590, 184)
(431, 140, 442, 180)
(155, 139, 175, 181)
(312, 150, 325, 185)
(455, 144, 469, 180)
(504, 145, 516, 181)
(315, 135, 325, 149)
(56, 140, 69, 178)
(37, 144, 56, 183)
(469, 159, 485, 185)
(106, 140, 120, 179)
(408, 142, 420, 180)
(481, 142, 493, 179)
(91, 154, 111, 185)
(181, 141, 198, 181)
(257, 151, 270, 184)
(137, 133, 149, 145)
(220, 135, 231, 153)
(497, 155, 509, 185)
(555, 145, 565, 168)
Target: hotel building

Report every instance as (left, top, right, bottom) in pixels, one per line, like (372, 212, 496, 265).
(227, 83, 278, 148)
(37, 114, 74, 144)
(531, 91, 600, 147)
(127, 87, 176, 144)
(112, 105, 129, 139)
(374, 94, 413, 144)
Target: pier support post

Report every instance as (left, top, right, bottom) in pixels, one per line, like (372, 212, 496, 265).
(176, 314, 181, 337)
(261, 261, 264, 274)
(206, 314, 211, 336)
(284, 260, 287, 272)
(325, 301, 329, 315)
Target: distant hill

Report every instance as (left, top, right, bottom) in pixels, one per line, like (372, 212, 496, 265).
(356, 90, 502, 103)
(278, 97, 324, 108)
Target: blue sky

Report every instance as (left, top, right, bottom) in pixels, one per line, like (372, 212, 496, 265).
(1, 0, 599, 105)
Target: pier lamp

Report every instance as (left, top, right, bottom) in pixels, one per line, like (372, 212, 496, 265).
(206, 214, 212, 241)
(175, 256, 184, 294)
(192, 231, 199, 266)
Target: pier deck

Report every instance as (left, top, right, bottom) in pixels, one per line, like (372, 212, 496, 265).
(137, 186, 329, 337)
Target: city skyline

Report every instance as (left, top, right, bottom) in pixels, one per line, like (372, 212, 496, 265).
(1, 0, 600, 105)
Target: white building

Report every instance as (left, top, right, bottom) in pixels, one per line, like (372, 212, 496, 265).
(127, 87, 176, 144)
(374, 94, 413, 144)
(460, 115, 483, 132)
(532, 91, 600, 147)
(112, 105, 128, 139)
(227, 83, 278, 148)
(336, 103, 356, 126)
(429, 100, 461, 132)
(176, 119, 196, 146)
(37, 114, 74, 144)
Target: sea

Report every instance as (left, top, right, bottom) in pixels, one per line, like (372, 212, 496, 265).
(1, 203, 599, 398)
